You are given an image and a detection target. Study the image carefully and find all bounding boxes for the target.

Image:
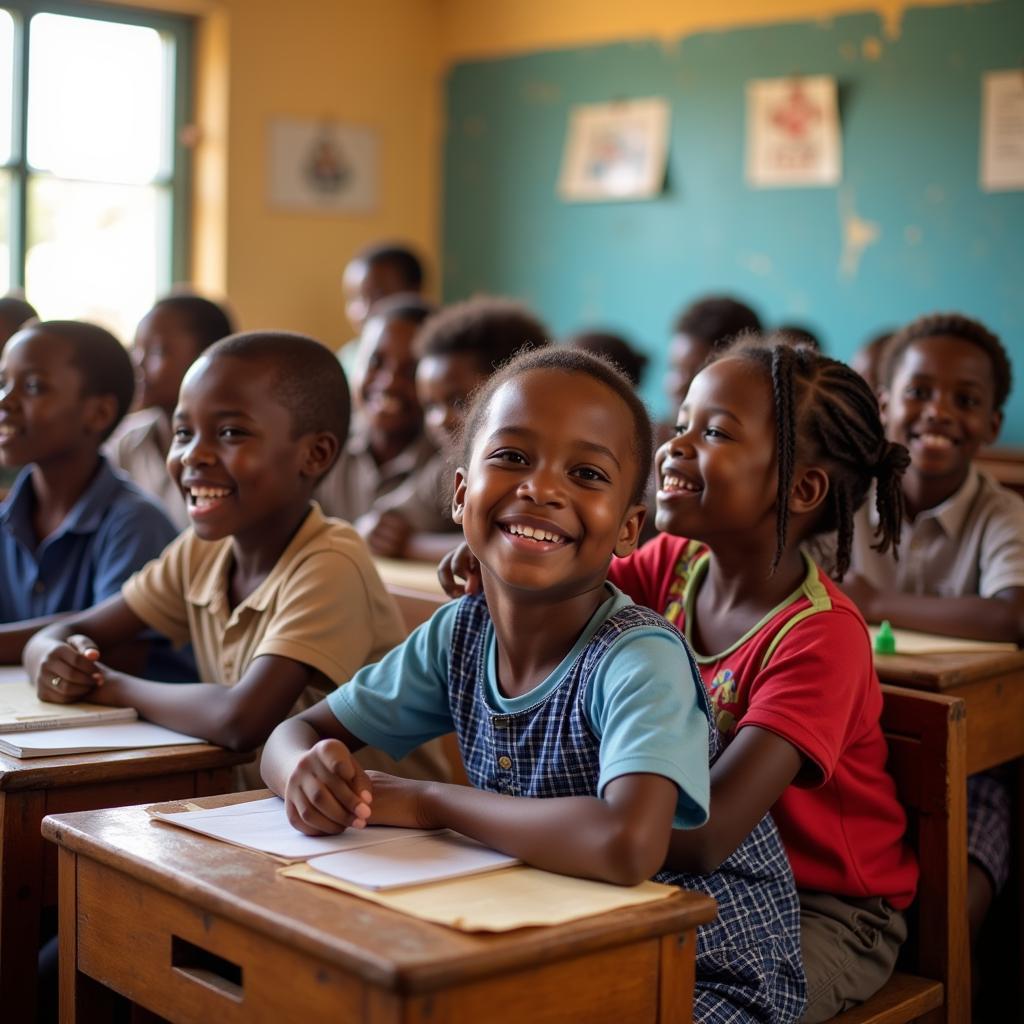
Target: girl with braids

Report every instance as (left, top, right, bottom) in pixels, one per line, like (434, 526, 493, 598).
(439, 335, 916, 1021)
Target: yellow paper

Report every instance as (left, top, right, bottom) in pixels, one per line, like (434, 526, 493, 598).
(869, 624, 1017, 656)
(373, 557, 447, 597)
(281, 861, 678, 932)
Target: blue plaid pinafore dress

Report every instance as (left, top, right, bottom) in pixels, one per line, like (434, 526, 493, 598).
(447, 594, 806, 1024)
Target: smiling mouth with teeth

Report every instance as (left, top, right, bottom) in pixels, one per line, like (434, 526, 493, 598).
(912, 432, 956, 449)
(0, 424, 17, 439)
(188, 485, 232, 509)
(501, 522, 569, 545)
(660, 473, 702, 494)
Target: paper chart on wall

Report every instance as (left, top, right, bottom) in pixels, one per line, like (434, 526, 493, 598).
(981, 70, 1024, 192)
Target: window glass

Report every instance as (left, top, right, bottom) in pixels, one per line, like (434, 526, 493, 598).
(0, 10, 12, 166)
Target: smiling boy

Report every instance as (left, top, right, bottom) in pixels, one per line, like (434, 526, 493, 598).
(24, 331, 447, 785)
(0, 322, 179, 669)
(838, 312, 1023, 964)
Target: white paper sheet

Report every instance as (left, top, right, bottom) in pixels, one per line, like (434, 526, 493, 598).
(307, 831, 520, 890)
(0, 720, 201, 757)
(981, 70, 1024, 192)
(153, 795, 441, 861)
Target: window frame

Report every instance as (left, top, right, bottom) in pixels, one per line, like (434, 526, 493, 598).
(1, 0, 193, 291)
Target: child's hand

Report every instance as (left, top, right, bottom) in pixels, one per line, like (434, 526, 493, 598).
(30, 635, 104, 704)
(437, 542, 482, 598)
(284, 738, 374, 836)
(363, 510, 413, 558)
(364, 770, 433, 830)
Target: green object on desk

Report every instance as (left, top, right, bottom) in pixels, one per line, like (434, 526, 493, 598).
(874, 620, 896, 655)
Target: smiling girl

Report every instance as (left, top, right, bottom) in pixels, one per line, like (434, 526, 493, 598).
(262, 348, 806, 1023)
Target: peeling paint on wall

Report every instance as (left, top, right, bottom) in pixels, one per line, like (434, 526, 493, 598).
(839, 190, 882, 278)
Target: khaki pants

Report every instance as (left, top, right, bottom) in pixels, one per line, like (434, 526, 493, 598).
(799, 890, 907, 1023)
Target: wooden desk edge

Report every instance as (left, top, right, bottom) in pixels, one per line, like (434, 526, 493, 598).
(43, 808, 717, 995)
(0, 744, 253, 791)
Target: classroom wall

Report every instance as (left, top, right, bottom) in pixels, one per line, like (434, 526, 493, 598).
(115, 0, 443, 350)
(439, 0, 1024, 442)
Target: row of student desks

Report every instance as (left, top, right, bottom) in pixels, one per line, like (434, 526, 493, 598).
(0, 564, 1022, 1022)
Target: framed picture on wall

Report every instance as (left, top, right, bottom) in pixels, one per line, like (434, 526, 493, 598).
(267, 117, 377, 213)
(558, 98, 670, 202)
(746, 76, 842, 188)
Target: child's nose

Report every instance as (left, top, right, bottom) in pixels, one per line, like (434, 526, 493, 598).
(178, 435, 216, 466)
(518, 467, 565, 505)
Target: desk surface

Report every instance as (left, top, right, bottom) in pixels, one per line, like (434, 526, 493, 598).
(0, 743, 251, 792)
(44, 794, 716, 997)
(874, 646, 1024, 691)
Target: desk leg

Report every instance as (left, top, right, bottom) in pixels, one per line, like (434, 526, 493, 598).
(658, 929, 696, 1022)
(0, 789, 45, 1021)
(59, 848, 116, 1024)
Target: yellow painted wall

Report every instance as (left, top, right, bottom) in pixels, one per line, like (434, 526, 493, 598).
(113, 0, 442, 349)
(435, 0, 974, 61)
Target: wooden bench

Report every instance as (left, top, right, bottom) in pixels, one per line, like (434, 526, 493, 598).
(829, 685, 968, 1024)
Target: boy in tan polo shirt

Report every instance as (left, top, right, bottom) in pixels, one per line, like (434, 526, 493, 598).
(24, 331, 447, 786)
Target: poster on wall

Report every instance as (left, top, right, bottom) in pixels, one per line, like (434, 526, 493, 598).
(980, 70, 1024, 192)
(746, 76, 841, 188)
(558, 98, 670, 202)
(267, 118, 377, 212)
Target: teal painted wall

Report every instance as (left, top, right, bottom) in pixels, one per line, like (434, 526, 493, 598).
(442, 2, 1024, 440)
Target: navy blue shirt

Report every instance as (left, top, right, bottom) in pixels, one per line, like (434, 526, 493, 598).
(0, 457, 193, 679)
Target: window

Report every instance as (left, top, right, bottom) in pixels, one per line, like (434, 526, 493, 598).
(0, 2, 192, 342)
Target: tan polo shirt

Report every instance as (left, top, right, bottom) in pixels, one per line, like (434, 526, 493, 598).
(315, 428, 451, 533)
(847, 467, 1024, 598)
(105, 407, 189, 532)
(122, 503, 450, 786)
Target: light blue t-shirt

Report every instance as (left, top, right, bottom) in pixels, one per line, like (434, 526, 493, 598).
(328, 583, 710, 828)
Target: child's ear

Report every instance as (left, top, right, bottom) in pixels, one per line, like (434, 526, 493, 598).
(986, 408, 1003, 446)
(83, 394, 118, 438)
(877, 386, 890, 426)
(789, 465, 829, 517)
(613, 503, 646, 558)
(451, 467, 468, 525)
(301, 432, 340, 478)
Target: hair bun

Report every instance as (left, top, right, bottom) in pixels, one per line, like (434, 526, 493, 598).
(875, 441, 910, 478)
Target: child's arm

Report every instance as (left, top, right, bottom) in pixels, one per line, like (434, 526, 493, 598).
(0, 613, 83, 665)
(24, 595, 326, 751)
(665, 726, 803, 874)
(263, 702, 679, 886)
(843, 575, 1024, 645)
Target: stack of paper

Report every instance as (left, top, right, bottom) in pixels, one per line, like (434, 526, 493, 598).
(0, 672, 198, 757)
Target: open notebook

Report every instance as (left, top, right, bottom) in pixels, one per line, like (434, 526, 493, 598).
(153, 795, 518, 887)
(0, 668, 205, 757)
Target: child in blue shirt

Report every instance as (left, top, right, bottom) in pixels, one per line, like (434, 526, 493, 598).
(263, 348, 805, 1023)
(0, 321, 179, 671)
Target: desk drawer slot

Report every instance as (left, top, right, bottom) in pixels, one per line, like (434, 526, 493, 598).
(171, 935, 243, 1001)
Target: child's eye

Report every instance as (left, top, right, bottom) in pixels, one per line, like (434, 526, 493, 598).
(703, 427, 727, 440)
(674, 423, 689, 436)
(23, 377, 44, 395)
(490, 449, 527, 465)
(955, 393, 981, 410)
(219, 426, 247, 439)
(904, 385, 930, 401)
(573, 466, 610, 483)
(172, 427, 192, 442)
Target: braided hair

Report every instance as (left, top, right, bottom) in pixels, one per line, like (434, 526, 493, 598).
(712, 335, 909, 579)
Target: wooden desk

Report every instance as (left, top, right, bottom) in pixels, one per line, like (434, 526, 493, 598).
(874, 647, 1024, 774)
(45, 795, 717, 1023)
(0, 744, 251, 1022)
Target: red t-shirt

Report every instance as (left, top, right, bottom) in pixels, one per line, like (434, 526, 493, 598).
(609, 533, 918, 909)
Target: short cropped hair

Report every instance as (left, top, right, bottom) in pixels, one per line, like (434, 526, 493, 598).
(152, 293, 235, 353)
(0, 296, 38, 335)
(417, 297, 550, 374)
(460, 347, 653, 505)
(205, 332, 350, 456)
(367, 293, 436, 330)
(357, 243, 424, 291)
(31, 321, 135, 440)
(566, 330, 648, 387)
(673, 295, 762, 349)
(881, 312, 1012, 411)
